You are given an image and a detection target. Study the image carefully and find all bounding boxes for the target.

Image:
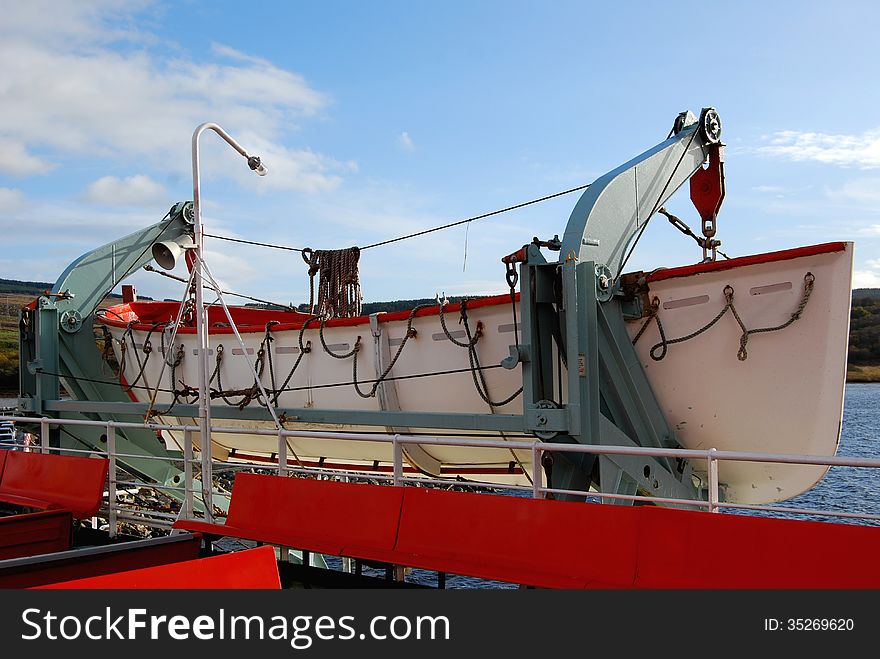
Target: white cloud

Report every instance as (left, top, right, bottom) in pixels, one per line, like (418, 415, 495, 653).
(853, 270, 880, 288)
(853, 259, 880, 289)
(0, 0, 152, 48)
(398, 131, 415, 152)
(751, 185, 787, 194)
(826, 178, 880, 206)
(83, 174, 167, 206)
(0, 141, 54, 175)
(0, 3, 341, 190)
(757, 129, 880, 169)
(0, 187, 25, 212)
(223, 132, 347, 194)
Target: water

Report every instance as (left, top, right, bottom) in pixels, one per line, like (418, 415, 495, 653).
(3, 385, 879, 587)
(761, 383, 880, 524)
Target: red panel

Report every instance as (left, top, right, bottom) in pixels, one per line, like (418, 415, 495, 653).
(0, 450, 6, 480)
(646, 242, 848, 283)
(173, 473, 404, 558)
(395, 488, 638, 588)
(633, 506, 880, 589)
(0, 535, 202, 589)
(0, 452, 109, 518)
(36, 545, 280, 589)
(0, 510, 72, 560)
(174, 474, 880, 589)
(121, 284, 137, 303)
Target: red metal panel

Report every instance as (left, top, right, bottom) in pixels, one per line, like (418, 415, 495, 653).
(174, 473, 404, 558)
(0, 535, 202, 589)
(0, 510, 72, 560)
(176, 475, 880, 589)
(0, 451, 109, 518)
(395, 488, 639, 588)
(36, 545, 280, 589)
(0, 450, 6, 480)
(646, 241, 848, 283)
(633, 506, 880, 589)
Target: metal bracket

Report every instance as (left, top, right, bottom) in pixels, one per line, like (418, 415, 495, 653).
(501, 344, 530, 369)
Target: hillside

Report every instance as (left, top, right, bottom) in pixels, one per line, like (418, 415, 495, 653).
(847, 289, 880, 382)
(2, 280, 879, 391)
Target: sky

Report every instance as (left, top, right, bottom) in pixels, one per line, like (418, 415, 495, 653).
(1, 0, 879, 307)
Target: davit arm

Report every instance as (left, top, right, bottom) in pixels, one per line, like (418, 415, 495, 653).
(18, 202, 197, 490)
(559, 108, 723, 278)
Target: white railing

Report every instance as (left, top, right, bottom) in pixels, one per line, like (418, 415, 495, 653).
(3, 413, 880, 536)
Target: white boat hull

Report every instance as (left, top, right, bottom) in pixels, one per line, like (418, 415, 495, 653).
(97, 242, 853, 503)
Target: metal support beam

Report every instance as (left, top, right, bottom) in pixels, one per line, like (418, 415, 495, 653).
(559, 108, 721, 278)
(45, 399, 527, 433)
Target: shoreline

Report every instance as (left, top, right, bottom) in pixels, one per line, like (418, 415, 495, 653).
(847, 364, 880, 383)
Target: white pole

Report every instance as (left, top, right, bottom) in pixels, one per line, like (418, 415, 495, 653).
(183, 428, 193, 519)
(107, 422, 117, 538)
(392, 434, 403, 486)
(708, 448, 719, 513)
(40, 417, 49, 454)
(191, 123, 267, 521)
(532, 445, 543, 499)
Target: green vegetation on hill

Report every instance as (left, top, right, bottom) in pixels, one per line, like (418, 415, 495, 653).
(849, 292, 880, 364)
(0, 278, 54, 294)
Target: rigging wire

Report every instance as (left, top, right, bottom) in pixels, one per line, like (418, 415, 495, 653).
(34, 361, 512, 397)
(202, 183, 591, 254)
(361, 183, 590, 250)
(204, 233, 305, 252)
(143, 265, 294, 310)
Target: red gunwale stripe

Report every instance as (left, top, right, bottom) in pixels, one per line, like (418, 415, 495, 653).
(97, 242, 848, 332)
(98, 293, 520, 334)
(645, 242, 848, 283)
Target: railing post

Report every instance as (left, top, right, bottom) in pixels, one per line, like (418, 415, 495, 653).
(200, 423, 214, 522)
(532, 444, 543, 499)
(183, 428, 193, 519)
(278, 429, 288, 477)
(40, 417, 49, 454)
(107, 422, 118, 538)
(708, 448, 719, 513)
(276, 427, 290, 563)
(392, 435, 403, 486)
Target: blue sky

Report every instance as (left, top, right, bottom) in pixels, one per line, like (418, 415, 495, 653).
(1, 0, 878, 306)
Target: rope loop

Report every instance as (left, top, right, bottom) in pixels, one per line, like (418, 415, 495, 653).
(635, 272, 816, 362)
